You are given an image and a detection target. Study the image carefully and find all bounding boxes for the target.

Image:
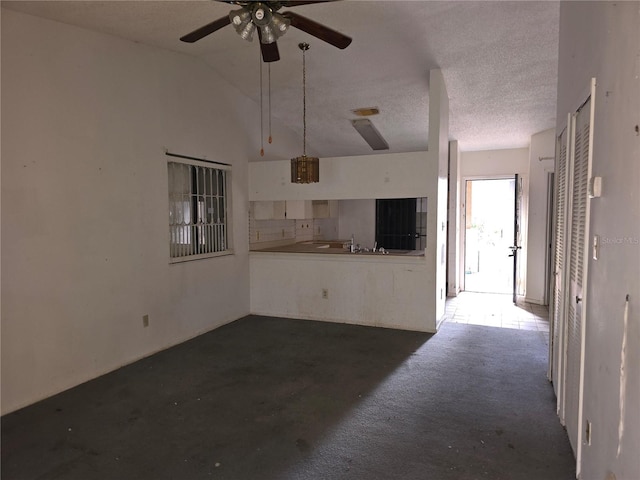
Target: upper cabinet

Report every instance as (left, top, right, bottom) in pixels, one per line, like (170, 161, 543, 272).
(312, 200, 338, 218)
(252, 200, 336, 220)
(253, 200, 286, 220)
(285, 200, 313, 219)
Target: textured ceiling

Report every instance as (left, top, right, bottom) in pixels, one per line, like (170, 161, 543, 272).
(2, 0, 560, 158)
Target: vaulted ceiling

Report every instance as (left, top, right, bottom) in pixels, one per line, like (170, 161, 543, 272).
(2, 0, 560, 158)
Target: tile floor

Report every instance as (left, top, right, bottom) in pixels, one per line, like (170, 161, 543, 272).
(442, 291, 550, 332)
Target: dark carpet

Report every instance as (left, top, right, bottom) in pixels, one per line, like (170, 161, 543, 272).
(1, 316, 575, 479)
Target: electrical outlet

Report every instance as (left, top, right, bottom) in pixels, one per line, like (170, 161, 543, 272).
(322, 289, 328, 299)
(143, 314, 149, 328)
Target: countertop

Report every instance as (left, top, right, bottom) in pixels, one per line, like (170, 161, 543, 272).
(251, 241, 425, 257)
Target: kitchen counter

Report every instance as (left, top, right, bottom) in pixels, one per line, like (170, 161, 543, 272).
(251, 241, 425, 257)
(250, 241, 434, 333)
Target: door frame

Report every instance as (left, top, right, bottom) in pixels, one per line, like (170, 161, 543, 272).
(460, 174, 521, 294)
(544, 172, 555, 307)
(511, 174, 522, 303)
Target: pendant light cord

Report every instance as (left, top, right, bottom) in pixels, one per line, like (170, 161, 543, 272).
(302, 44, 308, 156)
(268, 64, 272, 144)
(259, 50, 264, 156)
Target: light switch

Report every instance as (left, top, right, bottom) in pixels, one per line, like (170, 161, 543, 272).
(589, 176, 602, 198)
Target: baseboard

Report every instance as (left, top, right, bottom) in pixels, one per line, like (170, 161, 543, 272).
(524, 296, 546, 306)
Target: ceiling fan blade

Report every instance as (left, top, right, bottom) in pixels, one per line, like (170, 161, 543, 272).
(280, 1, 338, 6)
(217, 0, 336, 5)
(180, 15, 231, 43)
(282, 11, 352, 49)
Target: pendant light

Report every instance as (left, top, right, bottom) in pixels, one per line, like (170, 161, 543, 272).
(291, 42, 319, 184)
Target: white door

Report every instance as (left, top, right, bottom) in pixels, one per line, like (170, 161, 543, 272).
(552, 80, 596, 472)
(565, 93, 594, 460)
(551, 125, 569, 410)
(564, 106, 587, 451)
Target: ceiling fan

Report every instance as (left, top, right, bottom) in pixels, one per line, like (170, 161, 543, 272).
(180, 1, 352, 62)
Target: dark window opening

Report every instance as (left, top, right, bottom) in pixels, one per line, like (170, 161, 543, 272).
(375, 198, 427, 250)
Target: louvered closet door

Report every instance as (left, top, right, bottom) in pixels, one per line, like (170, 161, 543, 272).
(551, 127, 569, 404)
(565, 97, 592, 451)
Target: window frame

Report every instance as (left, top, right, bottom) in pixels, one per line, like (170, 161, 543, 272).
(167, 157, 232, 263)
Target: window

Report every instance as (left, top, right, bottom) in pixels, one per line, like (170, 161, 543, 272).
(375, 197, 427, 250)
(168, 160, 230, 261)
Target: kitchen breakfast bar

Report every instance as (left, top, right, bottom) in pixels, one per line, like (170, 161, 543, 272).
(250, 242, 435, 333)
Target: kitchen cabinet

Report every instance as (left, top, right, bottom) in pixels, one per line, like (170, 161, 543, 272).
(253, 201, 286, 220)
(285, 200, 313, 219)
(253, 200, 333, 220)
(250, 250, 434, 333)
(312, 200, 339, 218)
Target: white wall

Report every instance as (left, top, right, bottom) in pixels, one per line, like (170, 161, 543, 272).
(460, 148, 529, 178)
(249, 68, 450, 327)
(249, 151, 433, 201)
(429, 70, 450, 320)
(0, 10, 298, 414)
(556, 2, 639, 479)
(248, 151, 442, 326)
(525, 129, 555, 305)
(338, 200, 376, 247)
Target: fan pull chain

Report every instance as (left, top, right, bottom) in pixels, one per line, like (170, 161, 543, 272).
(259, 50, 264, 157)
(268, 64, 273, 144)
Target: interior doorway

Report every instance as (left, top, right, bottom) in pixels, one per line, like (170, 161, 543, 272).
(464, 178, 516, 294)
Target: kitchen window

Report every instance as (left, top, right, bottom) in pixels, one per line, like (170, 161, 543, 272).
(375, 197, 427, 250)
(168, 159, 230, 261)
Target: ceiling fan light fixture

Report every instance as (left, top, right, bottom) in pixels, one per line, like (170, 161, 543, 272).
(239, 22, 256, 42)
(271, 13, 290, 34)
(251, 3, 272, 27)
(229, 8, 250, 27)
(230, 7, 256, 41)
(260, 12, 289, 44)
(260, 24, 277, 44)
(229, 12, 254, 41)
(229, 4, 288, 45)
